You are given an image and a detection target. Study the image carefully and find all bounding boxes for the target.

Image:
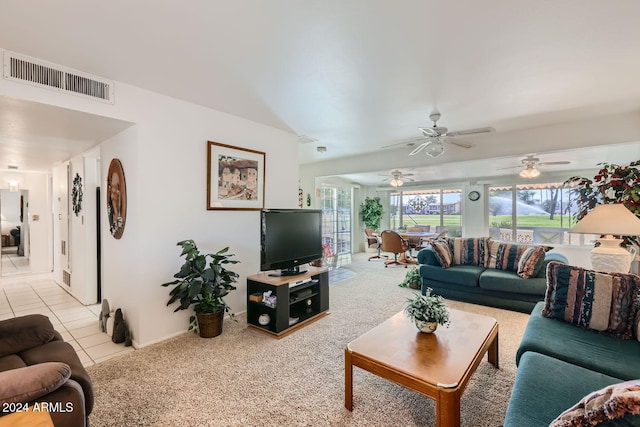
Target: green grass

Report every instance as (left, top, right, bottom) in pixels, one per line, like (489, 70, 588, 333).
(396, 214, 578, 228)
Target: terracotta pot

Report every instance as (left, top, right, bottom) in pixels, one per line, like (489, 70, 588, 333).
(415, 320, 438, 334)
(196, 310, 224, 338)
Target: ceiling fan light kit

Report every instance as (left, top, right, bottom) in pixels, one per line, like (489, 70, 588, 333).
(519, 165, 541, 179)
(408, 110, 493, 158)
(425, 140, 445, 158)
(390, 178, 404, 187)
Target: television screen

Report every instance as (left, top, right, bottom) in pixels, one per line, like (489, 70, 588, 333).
(260, 209, 322, 276)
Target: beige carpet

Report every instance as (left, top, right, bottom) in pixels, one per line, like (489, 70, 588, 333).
(87, 253, 529, 426)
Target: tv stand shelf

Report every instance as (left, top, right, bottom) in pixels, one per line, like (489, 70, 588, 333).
(246, 266, 329, 338)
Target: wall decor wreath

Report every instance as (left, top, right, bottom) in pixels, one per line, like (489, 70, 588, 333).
(72, 173, 83, 216)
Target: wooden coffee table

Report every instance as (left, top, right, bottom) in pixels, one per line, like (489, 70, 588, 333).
(345, 309, 498, 427)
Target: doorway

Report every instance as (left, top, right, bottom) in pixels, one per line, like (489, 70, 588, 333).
(0, 189, 31, 276)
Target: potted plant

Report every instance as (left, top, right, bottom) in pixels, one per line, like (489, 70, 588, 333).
(399, 266, 421, 290)
(404, 287, 450, 333)
(360, 196, 384, 231)
(161, 239, 239, 338)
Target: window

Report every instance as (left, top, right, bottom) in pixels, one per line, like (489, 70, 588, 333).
(488, 183, 597, 245)
(390, 188, 462, 236)
(319, 186, 352, 267)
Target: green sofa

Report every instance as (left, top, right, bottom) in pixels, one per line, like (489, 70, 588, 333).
(504, 302, 640, 426)
(417, 245, 568, 313)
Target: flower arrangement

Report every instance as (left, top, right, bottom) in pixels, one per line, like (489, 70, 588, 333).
(322, 243, 335, 257)
(564, 160, 640, 247)
(404, 288, 450, 326)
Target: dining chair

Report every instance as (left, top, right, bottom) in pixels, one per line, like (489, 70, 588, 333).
(379, 230, 411, 268)
(364, 228, 387, 261)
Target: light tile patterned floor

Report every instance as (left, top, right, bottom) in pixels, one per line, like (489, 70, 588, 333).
(0, 274, 133, 367)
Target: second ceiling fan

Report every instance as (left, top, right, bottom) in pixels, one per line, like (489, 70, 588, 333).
(498, 155, 571, 178)
(410, 110, 494, 158)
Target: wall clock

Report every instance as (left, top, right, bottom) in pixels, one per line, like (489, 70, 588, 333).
(468, 191, 481, 201)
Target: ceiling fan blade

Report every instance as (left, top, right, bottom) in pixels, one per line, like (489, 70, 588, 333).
(445, 127, 495, 137)
(496, 165, 525, 171)
(380, 138, 423, 150)
(409, 143, 427, 155)
(538, 161, 571, 166)
(445, 138, 473, 149)
(419, 127, 439, 137)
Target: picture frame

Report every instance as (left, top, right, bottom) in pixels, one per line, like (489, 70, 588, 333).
(207, 141, 265, 210)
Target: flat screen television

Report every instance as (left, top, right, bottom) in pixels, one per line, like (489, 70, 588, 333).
(260, 208, 323, 276)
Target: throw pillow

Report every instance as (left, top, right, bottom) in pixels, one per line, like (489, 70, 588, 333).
(488, 241, 550, 273)
(430, 240, 452, 268)
(450, 237, 490, 267)
(549, 380, 640, 427)
(543, 261, 640, 339)
(516, 246, 546, 279)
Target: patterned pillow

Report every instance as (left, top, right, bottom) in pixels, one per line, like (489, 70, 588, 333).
(543, 262, 640, 339)
(516, 246, 547, 279)
(430, 240, 452, 268)
(550, 380, 640, 427)
(450, 237, 490, 267)
(487, 241, 549, 273)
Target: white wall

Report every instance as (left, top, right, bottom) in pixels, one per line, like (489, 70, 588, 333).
(1, 72, 298, 348)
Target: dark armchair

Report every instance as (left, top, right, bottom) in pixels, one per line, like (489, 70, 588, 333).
(0, 315, 93, 427)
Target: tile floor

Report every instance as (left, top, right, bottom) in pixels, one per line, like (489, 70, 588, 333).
(1, 251, 31, 275)
(0, 274, 134, 367)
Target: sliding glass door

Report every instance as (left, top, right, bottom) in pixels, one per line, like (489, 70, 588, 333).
(319, 186, 352, 268)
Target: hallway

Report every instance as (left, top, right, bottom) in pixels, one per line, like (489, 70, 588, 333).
(0, 274, 133, 367)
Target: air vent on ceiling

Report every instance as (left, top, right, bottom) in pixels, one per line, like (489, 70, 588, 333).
(3, 50, 114, 104)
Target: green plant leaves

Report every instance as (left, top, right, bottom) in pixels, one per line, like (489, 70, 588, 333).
(162, 240, 240, 330)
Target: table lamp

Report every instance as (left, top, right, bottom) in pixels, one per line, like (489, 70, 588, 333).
(569, 204, 640, 273)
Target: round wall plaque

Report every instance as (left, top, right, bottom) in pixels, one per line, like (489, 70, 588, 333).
(107, 159, 127, 239)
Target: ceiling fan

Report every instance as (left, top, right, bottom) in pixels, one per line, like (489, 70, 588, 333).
(498, 155, 571, 179)
(409, 110, 495, 158)
(381, 170, 414, 187)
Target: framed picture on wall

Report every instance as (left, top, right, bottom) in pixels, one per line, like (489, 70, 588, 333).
(207, 141, 265, 210)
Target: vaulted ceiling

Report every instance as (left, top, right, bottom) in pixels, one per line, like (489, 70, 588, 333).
(1, 1, 640, 182)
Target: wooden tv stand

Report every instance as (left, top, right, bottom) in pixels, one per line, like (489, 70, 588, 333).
(246, 266, 329, 338)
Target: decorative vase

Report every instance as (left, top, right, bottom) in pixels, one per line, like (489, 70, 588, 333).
(196, 310, 224, 338)
(415, 320, 438, 334)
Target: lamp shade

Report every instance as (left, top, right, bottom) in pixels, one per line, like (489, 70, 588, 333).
(570, 204, 640, 236)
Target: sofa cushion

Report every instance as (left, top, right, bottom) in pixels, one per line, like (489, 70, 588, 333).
(550, 380, 640, 427)
(516, 245, 546, 279)
(419, 264, 484, 288)
(0, 315, 56, 357)
(504, 352, 623, 427)
(517, 302, 640, 380)
(543, 262, 640, 339)
(430, 240, 452, 268)
(478, 269, 547, 296)
(0, 355, 27, 372)
(0, 362, 71, 405)
(448, 237, 490, 267)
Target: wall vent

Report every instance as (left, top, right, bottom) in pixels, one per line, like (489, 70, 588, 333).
(3, 50, 115, 104)
(63, 270, 71, 287)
